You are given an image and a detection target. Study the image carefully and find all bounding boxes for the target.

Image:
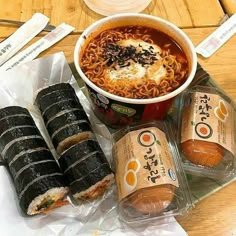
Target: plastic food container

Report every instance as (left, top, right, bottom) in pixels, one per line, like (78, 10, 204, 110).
(112, 121, 193, 223)
(83, 0, 151, 16)
(178, 85, 236, 180)
(74, 13, 197, 128)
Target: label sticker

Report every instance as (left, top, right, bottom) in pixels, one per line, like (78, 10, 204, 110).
(196, 14, 236, 58)
(113, 127, 179, 201)
(181, 92, 235, 156)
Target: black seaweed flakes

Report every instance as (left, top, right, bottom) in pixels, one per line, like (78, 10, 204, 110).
(103, 43, 158, 68)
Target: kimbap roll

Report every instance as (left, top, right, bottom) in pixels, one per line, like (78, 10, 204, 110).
(35, 83, 93, 154)
(0, 106, 68, 215)
(59, 139, 114, 200)
(51, 121, 93, 154)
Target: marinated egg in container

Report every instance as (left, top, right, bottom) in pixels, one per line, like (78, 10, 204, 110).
(112, 121, 192, 223)
(179, 85, 236, 180)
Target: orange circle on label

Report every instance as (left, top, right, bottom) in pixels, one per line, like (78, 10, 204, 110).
(199, 126, 208, 135)
(142, 134, 151, 142)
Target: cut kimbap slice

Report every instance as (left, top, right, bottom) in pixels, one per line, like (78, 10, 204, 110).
(14, 160, 63, 194)
(59, 141, 114, 200)
(58, 139, 104, 168)
(0, 126, 40, 153)
(46, 109, 88, 134)
(42, 98, 84, 122)
(60, 151, 108, 184)
(3, 137, 48, 164)
(19, 173, 68, 215)
(36, 87, 78, 112)
(0, 115, 35, 136)
(36, 83, 74, 102)
(0, 106, 30, 121)
(9, 149, 55, 178)
(51, 121, 93, 154)
(71, 163, 113, 200)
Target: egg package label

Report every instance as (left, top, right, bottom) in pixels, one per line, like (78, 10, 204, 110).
(181, 91, 235, 156)
(113, 127, 179, 201)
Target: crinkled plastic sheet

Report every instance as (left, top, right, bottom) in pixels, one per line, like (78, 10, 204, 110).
(0, 52, 187, 236)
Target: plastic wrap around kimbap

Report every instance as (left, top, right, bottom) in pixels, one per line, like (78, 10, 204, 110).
(59, 139, 114, 200)
(0, 106, 68, 215)
(36, 83, 93, 154)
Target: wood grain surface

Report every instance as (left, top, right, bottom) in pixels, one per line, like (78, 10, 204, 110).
(0, 1, 236, 235)
(177, 182, 236, 236)
(0, 0, 226, 37)
(221, 0, 236, 15)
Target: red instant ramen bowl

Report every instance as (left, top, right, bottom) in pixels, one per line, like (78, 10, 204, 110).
(74, 13, 197, 128)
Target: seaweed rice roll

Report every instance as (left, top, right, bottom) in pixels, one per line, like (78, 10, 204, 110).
(0, 106, 68, 215)
(36, 83, 93, 154)
(59, 139, 114, 200)
(36, 83, 114, 201)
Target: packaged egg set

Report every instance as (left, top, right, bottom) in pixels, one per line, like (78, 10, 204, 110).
(112, 121, 193, 223)
(178, 85, 236, 180)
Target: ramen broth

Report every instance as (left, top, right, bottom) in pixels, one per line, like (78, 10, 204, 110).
(80, 26, 189, 99)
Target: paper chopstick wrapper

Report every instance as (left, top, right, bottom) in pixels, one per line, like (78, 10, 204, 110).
(196, 14, 236, 58)
(0, 13, 49, 66)
(0, 23, 75, 71)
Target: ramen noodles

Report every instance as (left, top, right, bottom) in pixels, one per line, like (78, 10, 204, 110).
(80, 26, 189, 99)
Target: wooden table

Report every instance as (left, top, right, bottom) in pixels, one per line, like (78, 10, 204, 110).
(0, 1, 236, 235)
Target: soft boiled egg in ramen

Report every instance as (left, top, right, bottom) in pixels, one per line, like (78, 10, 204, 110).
(105, 39, 166, 84)
(80, 25, 189, 99)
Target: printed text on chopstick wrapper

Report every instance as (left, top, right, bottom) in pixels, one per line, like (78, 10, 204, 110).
(0, 23, 74, 71)
(114, 127, 179, 201)
(0, 13, 49, 66)
(196, 14, 236, 58)
(181, 92, 235, 155)
(0, 44, 11, 57)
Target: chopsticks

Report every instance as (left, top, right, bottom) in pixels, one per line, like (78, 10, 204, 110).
(0, 19, 84, 34)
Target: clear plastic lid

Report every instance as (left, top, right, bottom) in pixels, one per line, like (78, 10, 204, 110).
(83, 0, 151, 16)
(112, 121, 193, 223)
(178, 85, 236, 180)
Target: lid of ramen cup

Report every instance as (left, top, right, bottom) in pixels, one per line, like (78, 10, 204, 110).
(83, 0, 151, 16)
